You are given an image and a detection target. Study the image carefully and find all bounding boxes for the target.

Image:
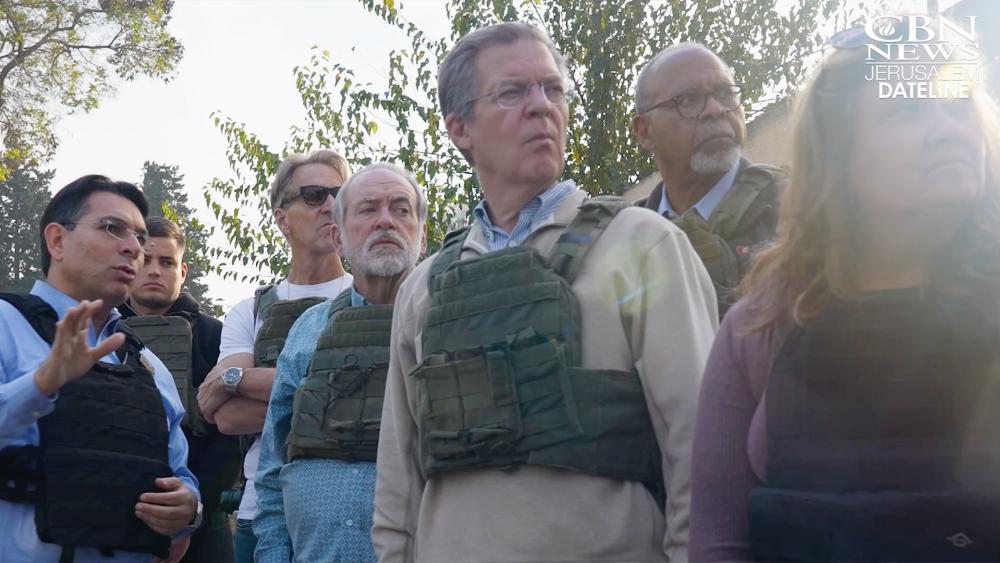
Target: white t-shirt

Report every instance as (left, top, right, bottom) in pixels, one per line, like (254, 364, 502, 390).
(218, 275, 353, 521)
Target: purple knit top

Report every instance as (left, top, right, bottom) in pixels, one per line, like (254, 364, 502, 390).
(689, 298, 792, 563)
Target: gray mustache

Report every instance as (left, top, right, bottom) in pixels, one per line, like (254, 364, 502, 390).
(693, 119, 735, 145)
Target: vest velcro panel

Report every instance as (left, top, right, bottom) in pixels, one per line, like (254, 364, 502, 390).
(254, 296, 327, 367)
(121, 315, 208, 435)
(288, 298, 393, 462)
(412, 198, 662, 493)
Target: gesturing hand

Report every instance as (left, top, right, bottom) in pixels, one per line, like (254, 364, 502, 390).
(135, 477, 198, 536)
(33, 299, 124, 396)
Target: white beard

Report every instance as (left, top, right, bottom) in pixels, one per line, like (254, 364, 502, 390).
(342, 228, 419, 278)
(691, 145, 741, 176)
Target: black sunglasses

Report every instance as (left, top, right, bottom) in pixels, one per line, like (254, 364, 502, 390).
(284, 184, 341, 207)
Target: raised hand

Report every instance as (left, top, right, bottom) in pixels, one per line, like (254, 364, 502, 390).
(33, 299, 125, 396)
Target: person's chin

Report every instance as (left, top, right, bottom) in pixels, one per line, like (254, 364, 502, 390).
(102, 285, 130, 308)
(525, 158, 563, 186)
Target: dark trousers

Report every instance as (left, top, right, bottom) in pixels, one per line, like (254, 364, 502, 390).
(181, 511, 235, 563)
(233, 518, 258, 563)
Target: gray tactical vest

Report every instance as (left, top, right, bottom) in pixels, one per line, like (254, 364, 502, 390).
(252, 285, 326, 368)
(287, 289, 393, 462)
(413, 196, 663, 499)
(121, 315, 208, 435)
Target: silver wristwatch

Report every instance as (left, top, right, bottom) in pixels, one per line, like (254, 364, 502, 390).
(222, 367, 244, 396)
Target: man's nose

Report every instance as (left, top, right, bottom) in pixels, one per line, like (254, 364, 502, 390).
(700, 94, 728, 119)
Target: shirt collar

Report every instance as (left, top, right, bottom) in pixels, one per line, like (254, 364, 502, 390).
(472, 179, 577, 233)
(658, 159, 741, 220)
(350, 286, 371, 307)
(31, 280, 123, 336)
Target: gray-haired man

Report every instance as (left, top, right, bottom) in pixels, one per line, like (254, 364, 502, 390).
(373, 22, 717, 563)
(253, 163, 427, 563)
(632, 43, 786, 316)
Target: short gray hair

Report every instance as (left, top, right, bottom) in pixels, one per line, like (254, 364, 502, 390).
(634, 42, 729, 113)
(333, 162, 428, 228)
(269, 149, 352, 210)
(438, 22, 569, 122)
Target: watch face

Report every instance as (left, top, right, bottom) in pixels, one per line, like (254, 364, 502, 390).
(223, 367, 241, 384)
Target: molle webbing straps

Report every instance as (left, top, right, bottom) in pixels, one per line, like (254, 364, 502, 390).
(288, 302, 394, 462)
(254, 296, 327, 367)
(120, 315, 208, 435)
(414, 197, 663, 500)
(707, 164, 782, 239)
(426, 226, 471, 295)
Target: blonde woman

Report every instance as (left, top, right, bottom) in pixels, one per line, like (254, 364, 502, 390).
(690, 24, 1000, 563)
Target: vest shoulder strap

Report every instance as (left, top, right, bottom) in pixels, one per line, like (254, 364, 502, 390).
(253, 283, 279, 322)
(0, 293, 57, 344)
(326, 288, 354, 320)
(549, 195, 632, 285)
(426, 226, 472, 293)
(709, 163, 786, 238)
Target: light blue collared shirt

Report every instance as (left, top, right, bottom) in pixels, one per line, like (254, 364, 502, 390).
(658, 160, 740, 220)
(0, 280, 199, 563)
(350, 287, 370, 307)
(254, 296, 377, 563)
(473, 180, 579, 252)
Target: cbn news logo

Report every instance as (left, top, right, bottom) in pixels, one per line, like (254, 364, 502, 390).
(862, 15, 981, 99)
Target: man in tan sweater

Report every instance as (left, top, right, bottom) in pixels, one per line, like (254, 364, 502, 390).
(372, 22, 718, 563)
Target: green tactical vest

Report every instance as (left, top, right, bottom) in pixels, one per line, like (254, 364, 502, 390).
(666, 163, 785, 316)
(413, 196, 663, 496)
(253, 285, 327, 368)
(121, 315, 209, 436)
(287, 290, 393, 462)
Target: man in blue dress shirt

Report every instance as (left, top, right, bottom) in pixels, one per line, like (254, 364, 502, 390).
(0, 175, 200, 563)
(253, 162, 426, 563)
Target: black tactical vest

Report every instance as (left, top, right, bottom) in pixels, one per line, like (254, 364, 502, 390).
(749, 290, 1000, 562)
(120, 315, 210, 436)
(0, 293, 173, 560)
(253, 284, 327, 367)
(287, 289, 393, 462)
(412, 197, 663, 498)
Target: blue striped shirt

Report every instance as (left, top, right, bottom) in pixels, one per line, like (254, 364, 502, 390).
(472, 180, 579, 252)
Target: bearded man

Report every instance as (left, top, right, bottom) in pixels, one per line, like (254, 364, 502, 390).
(252, 163, 427, 563)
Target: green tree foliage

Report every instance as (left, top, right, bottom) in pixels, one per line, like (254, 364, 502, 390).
(204, 0, 846, 283)
(0, 163, 53, 291)
(0, 0, 184, 179)
(140, 161, 221, 316)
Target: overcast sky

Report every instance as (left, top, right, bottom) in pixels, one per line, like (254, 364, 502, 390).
(48, 0, 450, 309)
(45, 0, 952, 310)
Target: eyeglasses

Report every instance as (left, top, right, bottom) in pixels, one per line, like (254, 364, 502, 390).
(65, 218, 149, 250)
(640, 84, 743, 119)
(282, 185, 341, 208)
(468, 78, 575, 109)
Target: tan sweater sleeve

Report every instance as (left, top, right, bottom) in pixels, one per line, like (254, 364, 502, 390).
(373, 273, 426, 563)
(632, 227, 720, 561)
